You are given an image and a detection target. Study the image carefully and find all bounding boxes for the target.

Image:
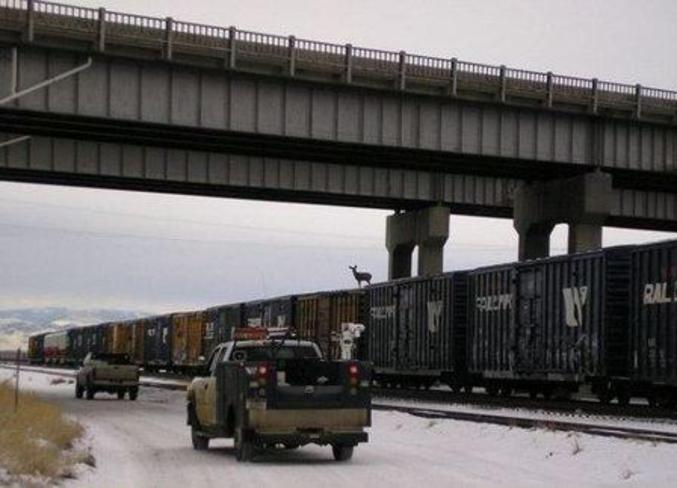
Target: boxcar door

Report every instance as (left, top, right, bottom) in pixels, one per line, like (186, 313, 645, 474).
(516, 267, 543, 373)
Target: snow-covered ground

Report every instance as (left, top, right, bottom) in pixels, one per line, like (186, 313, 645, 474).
(2, 369, 677, 488)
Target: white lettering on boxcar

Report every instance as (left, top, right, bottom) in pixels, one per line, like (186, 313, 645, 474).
(370, 305, 396, 319)
(642, 281, 677, 305)
(562, 286, 589, 327)
(475, 294, 512, 312)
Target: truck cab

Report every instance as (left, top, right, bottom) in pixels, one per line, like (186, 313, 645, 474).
(187, 330, 371, 462)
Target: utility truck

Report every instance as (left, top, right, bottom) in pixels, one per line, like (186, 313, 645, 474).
(186, 328, 371, 462)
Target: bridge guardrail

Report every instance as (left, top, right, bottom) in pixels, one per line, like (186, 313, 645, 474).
(0, 0, 675, 121)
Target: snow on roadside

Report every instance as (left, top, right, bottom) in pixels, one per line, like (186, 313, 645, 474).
(374, 396, 677, 434)
(3, 369, 677, 488)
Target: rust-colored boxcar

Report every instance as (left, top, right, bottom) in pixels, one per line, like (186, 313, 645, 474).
(132, 319, 146, 365)
(111, 321, 135, 356)
(171, 311, 206, 371)
(295, 289, 365, 360)
(28, 332, 48, 364)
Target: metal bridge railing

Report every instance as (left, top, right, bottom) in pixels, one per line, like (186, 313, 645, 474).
(0, 0, 675, 119)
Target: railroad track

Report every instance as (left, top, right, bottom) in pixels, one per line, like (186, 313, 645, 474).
(373, 386, 677, 422)
(5, 364, 677, 444)
(7, 362, 677, 419)
(372, 402, 677, 444)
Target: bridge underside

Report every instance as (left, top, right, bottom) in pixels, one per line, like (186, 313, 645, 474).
(1, 132, 676, 233)
(0, 19, 675, 278)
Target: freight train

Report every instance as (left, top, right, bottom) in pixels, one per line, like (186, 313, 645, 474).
(27, 239, 677, 408)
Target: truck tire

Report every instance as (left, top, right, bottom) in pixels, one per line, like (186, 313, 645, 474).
(332, 444, 354, 461)
(117, 390, 125, 400)
(235, 428, 253, 462)
(129, 388, 139, 401)
(75, 382, 84, 399)
(86, 383, 95, 400)
(191, 425, 210, 451)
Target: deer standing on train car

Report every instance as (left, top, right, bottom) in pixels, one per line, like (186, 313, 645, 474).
(349, 265, 372, 288)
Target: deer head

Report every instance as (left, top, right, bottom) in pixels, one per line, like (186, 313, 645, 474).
(349, 265, 357, 272)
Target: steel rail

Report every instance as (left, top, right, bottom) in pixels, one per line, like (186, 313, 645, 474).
(372, 402, 677, 444)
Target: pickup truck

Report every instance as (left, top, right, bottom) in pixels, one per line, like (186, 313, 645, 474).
(186, 335, 371, 462)
(75, 352, 140, 400)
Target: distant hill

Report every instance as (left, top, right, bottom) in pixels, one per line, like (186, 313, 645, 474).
(0, 307, 149, 350)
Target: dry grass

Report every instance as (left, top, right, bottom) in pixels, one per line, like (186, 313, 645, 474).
(0, 379, 85, 479)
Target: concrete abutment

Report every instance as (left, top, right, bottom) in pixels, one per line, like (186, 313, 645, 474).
(513, 172, 612, 261)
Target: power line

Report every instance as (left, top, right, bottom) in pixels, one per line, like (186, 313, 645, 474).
(0, 197, 382, 242)
(0, 220, 383, 252)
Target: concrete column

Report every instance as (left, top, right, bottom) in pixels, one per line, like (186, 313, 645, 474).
(517, 222, 555, 261)
(386, 206, 450, 279)
(568, 223, 602, 254)
(513, 171, 612, 261)
(388, 244, 415, 280)
(416, 206, 450, 276)
(386, 211, 416, 280)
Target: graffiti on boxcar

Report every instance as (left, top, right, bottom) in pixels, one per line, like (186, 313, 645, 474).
(426, 300, 443, 333)
(562, 286, 588, 327)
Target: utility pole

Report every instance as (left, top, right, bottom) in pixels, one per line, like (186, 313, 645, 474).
(14, 348, 21, 413)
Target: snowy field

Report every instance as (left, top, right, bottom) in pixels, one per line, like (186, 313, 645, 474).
(2, 369, 677, 488)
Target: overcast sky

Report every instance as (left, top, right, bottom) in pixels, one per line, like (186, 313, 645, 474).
(1, 0, 676, 314)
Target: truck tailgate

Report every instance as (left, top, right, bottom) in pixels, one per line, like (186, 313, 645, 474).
(267, 359, 371, 410)
(95, 365, 138, 382)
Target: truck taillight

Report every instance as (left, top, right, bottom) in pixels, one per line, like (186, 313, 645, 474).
(348, 363, 360, 392)
(249, 363, 268, 397)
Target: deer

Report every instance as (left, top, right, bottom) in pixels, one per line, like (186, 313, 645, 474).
(349, 265, 372, 288)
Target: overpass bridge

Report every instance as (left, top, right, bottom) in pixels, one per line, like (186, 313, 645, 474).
(0, 0, 676, 277)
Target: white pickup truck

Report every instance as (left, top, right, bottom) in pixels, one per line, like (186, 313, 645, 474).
(75, 352, 140, 400)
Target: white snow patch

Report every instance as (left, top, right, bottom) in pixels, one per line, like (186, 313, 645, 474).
(2, 369, 676, 488)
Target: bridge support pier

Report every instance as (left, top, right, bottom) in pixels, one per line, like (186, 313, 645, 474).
(386, 206, 450, 279)
(513, 172, 612, 261)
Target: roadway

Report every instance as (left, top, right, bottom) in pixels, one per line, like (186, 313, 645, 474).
(2, 368, 675, 488)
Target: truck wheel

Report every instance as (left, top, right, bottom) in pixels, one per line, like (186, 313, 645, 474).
(86, 385, 95, 400)
(117, 390, 126, 400)
(75, 383, 84, 399)
(191, 425, 210, 451)
(332, 444, 354, 461)
(129, 388, 139, 401)
(235, 429, 253, 462)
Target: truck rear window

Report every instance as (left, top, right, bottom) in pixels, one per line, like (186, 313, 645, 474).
(232, 346, 319, 361)
(90, 353, 131, 365)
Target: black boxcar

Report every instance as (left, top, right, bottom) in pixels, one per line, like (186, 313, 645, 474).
(143, 314, 172, 371)
(629, 240, 677, 406)
(84, 325, 106, 356)
(367, 272, 469, 389)
(70, 326, 89, 362)
(469, 246, 633, 401)
(203, 304, 242, 357)
(244, 296, 295, 328)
